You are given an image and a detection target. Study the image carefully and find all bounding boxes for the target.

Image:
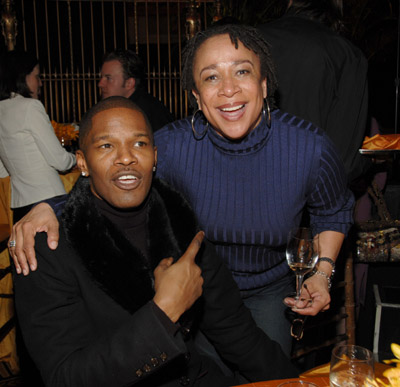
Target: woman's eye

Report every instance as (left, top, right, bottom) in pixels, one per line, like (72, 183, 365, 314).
(237, 69, 250, 76)
(204, 74, 217, 82)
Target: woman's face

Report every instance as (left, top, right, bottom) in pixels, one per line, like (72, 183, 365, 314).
(192, 34, 267, 140)
(26, 64, 42, 99)
(76, 107, 157, 209)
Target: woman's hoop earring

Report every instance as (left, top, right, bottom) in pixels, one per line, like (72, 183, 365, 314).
(191, 109, 209, 139)
(263, 99, 271, 128)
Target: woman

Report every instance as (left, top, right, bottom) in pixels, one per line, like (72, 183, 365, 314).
(13, 96, 297, 386)
(0, 50, 75, 222)
(154, 24, 354, 353)
(10, 25, 353, 355)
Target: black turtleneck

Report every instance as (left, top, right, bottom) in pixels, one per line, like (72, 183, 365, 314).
(92, 195, 150, 261)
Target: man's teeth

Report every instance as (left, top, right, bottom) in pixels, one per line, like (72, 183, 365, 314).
(221, 105, 244, 112)
(118, 175, 137, 180)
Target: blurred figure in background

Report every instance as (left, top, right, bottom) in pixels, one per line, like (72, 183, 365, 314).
(0, 50, 76, 223)
(259, 0, 370, 186)
(98, 49, 175, 132)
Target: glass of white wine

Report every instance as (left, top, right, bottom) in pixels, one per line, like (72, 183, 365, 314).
(285, 227, 319, 306)
(329, 344, 374, 387)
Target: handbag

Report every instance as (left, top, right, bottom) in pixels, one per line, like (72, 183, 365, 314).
(355, 181, 400, 262)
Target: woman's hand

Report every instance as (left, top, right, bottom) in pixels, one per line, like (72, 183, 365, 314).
(9, 203, 59, 275)
(285, 274, 331, 316)
(153, 231, 204, 323)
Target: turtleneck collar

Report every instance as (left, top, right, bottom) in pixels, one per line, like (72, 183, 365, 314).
(92, 193, 150, 228)
(205, 110, 275, 155)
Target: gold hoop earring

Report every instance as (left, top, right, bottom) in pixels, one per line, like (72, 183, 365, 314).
(263, 99, 271, 128)
(191, 109, 209, 139)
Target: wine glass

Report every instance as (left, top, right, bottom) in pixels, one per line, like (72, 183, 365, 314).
(329, 344, 374, 387)
(286, 227, 319, 305)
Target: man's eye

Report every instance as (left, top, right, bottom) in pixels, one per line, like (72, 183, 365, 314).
(100, 143, 111, 149)
(135, 141, 147, 147)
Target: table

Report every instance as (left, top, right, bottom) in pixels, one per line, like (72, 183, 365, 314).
(232, 362, 391, 386)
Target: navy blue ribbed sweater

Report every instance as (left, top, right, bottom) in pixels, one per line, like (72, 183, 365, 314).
(154, 109, 354, 290)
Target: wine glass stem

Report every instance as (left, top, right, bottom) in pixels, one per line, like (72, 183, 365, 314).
(296, 274, 304, 300)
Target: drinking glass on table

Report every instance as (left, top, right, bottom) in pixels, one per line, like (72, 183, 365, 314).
(285, 227, 319, 308)
(329, 344, 374, 387)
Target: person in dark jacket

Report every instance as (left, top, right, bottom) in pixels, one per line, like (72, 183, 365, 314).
(98, 49, 175, 132)
(13, 96, 298, 386)
(258, 0, 369, 183)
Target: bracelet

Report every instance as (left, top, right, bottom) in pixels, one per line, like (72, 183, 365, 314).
(318, 257, 336, 280)
(311, 269, 332, 289)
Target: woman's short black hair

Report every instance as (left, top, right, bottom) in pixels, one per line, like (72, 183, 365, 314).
(181, 24, 278, 108)
(0, 50, 38, 101)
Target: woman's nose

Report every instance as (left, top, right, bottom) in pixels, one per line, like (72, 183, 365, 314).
(219, 76, 239, 97)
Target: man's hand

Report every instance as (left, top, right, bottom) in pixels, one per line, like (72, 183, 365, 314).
(9, 203, 59, 275)
(153, 231, 205, 323)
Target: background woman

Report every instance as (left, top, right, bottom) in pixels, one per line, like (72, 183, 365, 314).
(0, 50, 75, 222)
(10, 25, 354, 356)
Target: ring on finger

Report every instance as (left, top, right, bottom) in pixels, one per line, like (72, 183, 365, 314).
(9, 240, 16, 248)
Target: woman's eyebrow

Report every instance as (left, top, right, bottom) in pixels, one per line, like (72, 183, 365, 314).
(199, 59, 254, 76)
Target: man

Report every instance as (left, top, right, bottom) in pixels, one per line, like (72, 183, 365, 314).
(98, 49, 175, 132)
(258, 0, 369, 184)
(13, 97, 298, 386)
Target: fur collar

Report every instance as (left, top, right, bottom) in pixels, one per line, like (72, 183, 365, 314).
(61, 177, 198, 314)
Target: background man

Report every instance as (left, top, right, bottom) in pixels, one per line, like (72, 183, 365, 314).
(98, 49, 175, 132)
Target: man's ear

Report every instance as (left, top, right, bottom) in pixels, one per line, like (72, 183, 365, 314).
(125, 77, 136, 92)
(76, 150, 89, 176)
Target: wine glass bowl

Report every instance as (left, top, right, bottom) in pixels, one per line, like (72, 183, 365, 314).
(286, 227, 319, 304)
(329, 344, 374, 387)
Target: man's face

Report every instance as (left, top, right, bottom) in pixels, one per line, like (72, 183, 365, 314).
(76, 107, 157, 209)
(98, 60, 134, 99)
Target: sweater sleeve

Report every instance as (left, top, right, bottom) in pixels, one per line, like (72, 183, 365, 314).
(307, 133, 354, 235)
(27, 100, 76, 171)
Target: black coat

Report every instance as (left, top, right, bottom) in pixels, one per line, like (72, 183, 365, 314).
(259, 14, 369, 182)
(130, 88, 175, 133)
(14, 178, 298, 386)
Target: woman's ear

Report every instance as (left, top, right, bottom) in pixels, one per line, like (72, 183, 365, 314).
(76, 150, 89, 177)
(191, 89, 200, 108)
(262, 78, 268, 99)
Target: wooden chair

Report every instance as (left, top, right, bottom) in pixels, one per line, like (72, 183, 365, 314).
(291, 249, 356, 371)
(0, 177, 19, 380)
(0, 173, 79, 383)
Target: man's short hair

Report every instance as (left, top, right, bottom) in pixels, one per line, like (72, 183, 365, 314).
(102, 49, 144, 87)
(79, 96, 152, 150)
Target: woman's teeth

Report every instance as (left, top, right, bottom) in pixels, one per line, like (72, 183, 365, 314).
(221, 105, 244, 112)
